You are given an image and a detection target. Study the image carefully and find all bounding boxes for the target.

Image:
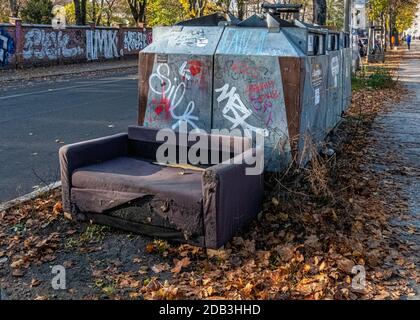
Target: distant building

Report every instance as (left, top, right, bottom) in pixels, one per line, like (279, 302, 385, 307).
(352, 0, 367, 34)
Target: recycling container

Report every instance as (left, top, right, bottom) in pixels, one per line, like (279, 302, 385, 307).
(325, 30, 343, 132)
(138, 14, 234, 132)
(212, 13, 329, 169)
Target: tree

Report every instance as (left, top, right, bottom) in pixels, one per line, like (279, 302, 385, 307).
(73, 0, 87, 25)
(127, 0, 147, 25)
(21, 0, 53, 24)
(180, 0, 207, 18)
(326, 0, 344, 29)
(9, 0, 21, 18)
(395, 0, 418, 32)
(217, 0, 233, 14)
(1, 2, 11, 22)
(147, 0, 184, 26)
(313, 0, 327, 25)
(90, 0, 105, 25)
(103, 0, 119, 26)
(368, 0, 418, 49)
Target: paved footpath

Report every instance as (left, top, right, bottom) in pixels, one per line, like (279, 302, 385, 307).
(0, 59, 137, 84)
(369, 43, 420, 298)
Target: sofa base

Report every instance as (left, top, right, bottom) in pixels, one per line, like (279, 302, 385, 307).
(82, 212, 204, 247)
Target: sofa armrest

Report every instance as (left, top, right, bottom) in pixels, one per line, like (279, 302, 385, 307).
(59, 133, 128, 212)
(202, 148, 264, 248)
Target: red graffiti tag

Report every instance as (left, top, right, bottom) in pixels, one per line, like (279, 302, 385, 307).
(152, 82, 171, 119)
(246, 80, 280, 127)
(188, 60, 202, 76)
(230, 62, 260, 79)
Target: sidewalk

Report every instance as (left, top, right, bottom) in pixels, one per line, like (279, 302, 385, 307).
(0, 59, 138, 83)
(368, 43, 420, 298)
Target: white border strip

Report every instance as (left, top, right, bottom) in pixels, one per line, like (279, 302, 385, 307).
(0, 181, 61, 212)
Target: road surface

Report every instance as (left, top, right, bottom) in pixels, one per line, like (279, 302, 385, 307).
(0, 70, 138, 202)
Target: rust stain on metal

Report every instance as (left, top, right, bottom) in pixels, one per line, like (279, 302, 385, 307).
(138, 52, 156, 125)
(279, 57, 303, 156)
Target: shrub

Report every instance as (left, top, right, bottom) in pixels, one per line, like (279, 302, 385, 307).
(367, 68, 395, 88)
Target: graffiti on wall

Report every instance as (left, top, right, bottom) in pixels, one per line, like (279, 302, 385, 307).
(0, 29, 15, 66)
(148, 62, 200, 130)
(23, 29, 84, 60)
(86, 29, 119, 60)
(2, 24, 150, 66)
(123, 31, 151, 52)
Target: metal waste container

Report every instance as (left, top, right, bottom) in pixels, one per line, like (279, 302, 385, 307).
(213, 10, 329, 169)
(138, 14, 232, 131)
(138, 7, 348, 171)
(213, 15, 294, 170)
(288, 19, 329, 154)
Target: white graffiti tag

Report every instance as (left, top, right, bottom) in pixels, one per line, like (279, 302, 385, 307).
(86, 29, 119, 60)
(0, 34, 11, 63)
(123, 31, 148, 52)
(23, 29, 83, 60)
(149, 63, 199, 130)
(178, 61, 192, 80)
(215, 84, 268, 138)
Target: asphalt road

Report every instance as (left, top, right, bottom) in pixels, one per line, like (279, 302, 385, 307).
(0, 71, 139, 202)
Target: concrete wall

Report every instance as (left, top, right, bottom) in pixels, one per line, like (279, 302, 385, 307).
(0, 20, 152, 69)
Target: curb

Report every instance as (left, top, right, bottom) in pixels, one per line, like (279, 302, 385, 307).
(0, 181, 61, 212)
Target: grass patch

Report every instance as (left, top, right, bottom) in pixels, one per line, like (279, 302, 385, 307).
(352, 66, 395, 91)
(65, 224, 110, 249)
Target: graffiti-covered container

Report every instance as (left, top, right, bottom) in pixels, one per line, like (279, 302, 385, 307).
(213, 26, 295, 170)
(138, 25, 225, 131)
(341, 32, 352, 113)
(212, 15, 329, 170)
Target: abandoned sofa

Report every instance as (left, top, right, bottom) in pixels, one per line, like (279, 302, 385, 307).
(59, 126, 263, 248)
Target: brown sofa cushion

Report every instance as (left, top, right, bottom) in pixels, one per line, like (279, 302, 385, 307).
(72, 156, 203, 204)
(71, 157, 204, 238)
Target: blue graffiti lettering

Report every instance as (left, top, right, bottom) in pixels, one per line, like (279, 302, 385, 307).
(0, 29, 15, 66)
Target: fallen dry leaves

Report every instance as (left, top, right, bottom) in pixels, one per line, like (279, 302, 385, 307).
(170, 257, 191, 274)
(1, 53, 418, 300)
(138, 61, 418, 300)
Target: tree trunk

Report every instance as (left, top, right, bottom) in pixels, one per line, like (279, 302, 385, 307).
(127, 0, 147, 26)
(73, 0, 82, 25)
(81, 0, 87, 25)
(93, 0, 97, 24)
(313, 0, 327, 26)
(9, 0, 19, 17)
(237, 0, 245, 20)
(73, 0, 87, 25)
(381, 13, 386, 52)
